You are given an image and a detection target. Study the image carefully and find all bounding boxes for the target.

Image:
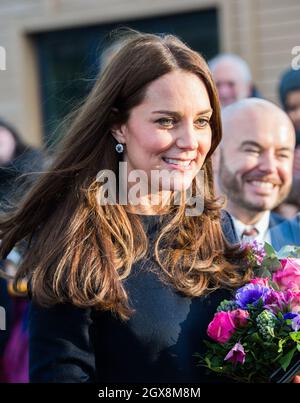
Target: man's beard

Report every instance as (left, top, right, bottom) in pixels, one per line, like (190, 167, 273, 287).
(218, 153, 290, 212)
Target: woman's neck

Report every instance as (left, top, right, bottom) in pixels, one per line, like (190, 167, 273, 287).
(126, 191, 172, 215)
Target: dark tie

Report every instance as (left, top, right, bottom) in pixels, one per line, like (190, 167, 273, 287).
(241, 227, 258, 241)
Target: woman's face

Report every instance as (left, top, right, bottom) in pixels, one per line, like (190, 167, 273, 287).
(113, 70, 213, 193)
(0, 127, 16, 165)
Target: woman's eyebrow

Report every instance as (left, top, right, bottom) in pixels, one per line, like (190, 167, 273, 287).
(151, 108, 213, 116)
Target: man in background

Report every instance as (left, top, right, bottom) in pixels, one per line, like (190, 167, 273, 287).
(277, 68, 300, 216)
(209, 53, 253, 107)
(215, 98, 299, 249)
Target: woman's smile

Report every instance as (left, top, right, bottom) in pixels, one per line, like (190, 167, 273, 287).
(162, 157, 196, 171)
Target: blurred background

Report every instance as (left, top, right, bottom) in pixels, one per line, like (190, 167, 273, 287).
(0, 0, 299, 148)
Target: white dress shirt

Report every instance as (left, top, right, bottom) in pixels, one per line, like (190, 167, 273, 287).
(231, 211, 271, 244)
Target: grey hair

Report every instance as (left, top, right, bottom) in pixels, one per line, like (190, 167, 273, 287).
(100, 39, 127, 72)
(209, 53, 252, 83)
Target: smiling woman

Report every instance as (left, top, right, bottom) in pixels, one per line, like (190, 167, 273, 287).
(0, 30, 251, 383)
(111, 70, 213, 197)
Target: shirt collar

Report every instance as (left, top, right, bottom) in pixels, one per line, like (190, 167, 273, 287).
(231, 211, 271, 242)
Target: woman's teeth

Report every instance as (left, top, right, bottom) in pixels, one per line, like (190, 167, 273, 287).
(164, 158, 191, 167)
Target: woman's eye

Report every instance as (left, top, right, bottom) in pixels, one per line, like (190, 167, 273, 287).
(156, 118, 175, 127)
(195, 118, 209, 128)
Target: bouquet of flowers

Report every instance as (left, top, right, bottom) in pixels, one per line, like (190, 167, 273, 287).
(200, 242, 300, 383)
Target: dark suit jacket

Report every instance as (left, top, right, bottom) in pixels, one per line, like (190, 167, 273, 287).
(29, 210, 239, 383)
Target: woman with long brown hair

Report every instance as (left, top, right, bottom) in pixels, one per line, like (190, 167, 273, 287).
(0, 31, 249, 383)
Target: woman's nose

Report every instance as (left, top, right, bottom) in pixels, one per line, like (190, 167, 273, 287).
(176, 124, 198, 150)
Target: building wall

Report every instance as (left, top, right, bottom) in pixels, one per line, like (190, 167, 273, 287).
(229, 0, 300, 101)
(256, 0, 300, 101)
(0, 0, 299, 146)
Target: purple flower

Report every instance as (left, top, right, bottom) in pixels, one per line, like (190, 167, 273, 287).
(250, 240, 266, 263)
(264, 290, 289, 313)
(224, 342, 245, 365)
(291, 314, 300, 331)
(243, 240, 266, 266)
(264, 289, 299, 313)
(235, 283, 271, 309)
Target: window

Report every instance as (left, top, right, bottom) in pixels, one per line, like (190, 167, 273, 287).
(34, 8, 219, 146)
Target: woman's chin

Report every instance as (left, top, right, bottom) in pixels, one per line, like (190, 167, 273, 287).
(167, 178, 194, 192)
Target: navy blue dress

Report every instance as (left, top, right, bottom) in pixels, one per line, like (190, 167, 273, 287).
(29, 211, 238, 383)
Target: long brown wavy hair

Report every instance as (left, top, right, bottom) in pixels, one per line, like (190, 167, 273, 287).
(0, 31, 249, 320)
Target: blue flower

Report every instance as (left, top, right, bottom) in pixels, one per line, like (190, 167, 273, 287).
(235, 283, 271, 309)
(284, 312, 298, 320)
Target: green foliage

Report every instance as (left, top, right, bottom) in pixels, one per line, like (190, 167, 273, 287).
(264, 242, 276, 257)
(277, 245, 300, 259)
(260, 242, 282, 273)
(217, 300, 239, 312)
(290, 332, 300, 342)
(279, 347, 297, 371)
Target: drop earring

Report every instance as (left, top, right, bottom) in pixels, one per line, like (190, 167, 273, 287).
(115, 143, 124, 153)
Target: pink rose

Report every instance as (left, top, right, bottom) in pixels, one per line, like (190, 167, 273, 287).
(207, 312, 235, 343)
(207, 309, 249, 344)
(250, 277, 269, 287)
(272, 258, 300, 292)
(231, 308, 250, 327)
(286, 290, 300, 313)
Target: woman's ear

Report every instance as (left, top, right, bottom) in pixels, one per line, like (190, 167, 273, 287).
(111, 124, 127, 144)
(110, 107, 127, 144)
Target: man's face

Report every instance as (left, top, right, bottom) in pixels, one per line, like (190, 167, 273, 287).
(219, 111, 295, 212)
(212, 61, 251, 107)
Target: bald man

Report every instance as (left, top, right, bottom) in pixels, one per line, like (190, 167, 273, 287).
(209, 54, 252, 107)
(216, 98, 299, 248)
